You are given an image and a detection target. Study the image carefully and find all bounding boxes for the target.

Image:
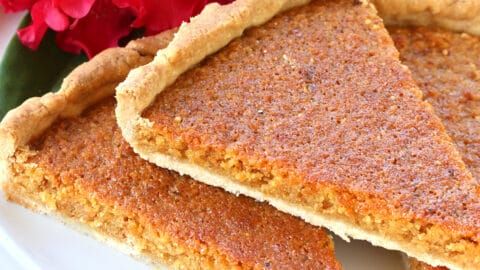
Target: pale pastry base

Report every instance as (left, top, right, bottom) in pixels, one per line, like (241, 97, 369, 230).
(136, 148, 463, 270)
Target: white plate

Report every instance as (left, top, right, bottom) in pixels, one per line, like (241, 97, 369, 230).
(0, 12, 405, 270)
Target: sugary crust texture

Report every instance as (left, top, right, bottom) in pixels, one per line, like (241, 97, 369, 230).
(0, 29, 175, 179)
(115, 0, 314, 143)
(0, 30, 173, 268)
(373, 0, 480, 35)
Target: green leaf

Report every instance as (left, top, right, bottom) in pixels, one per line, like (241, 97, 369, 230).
(0, 15, 87, 119)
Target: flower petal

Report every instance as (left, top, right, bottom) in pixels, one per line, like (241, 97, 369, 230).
(56, 0, 134, 58)
(54, 0, 95, 19)
(13, 0, 234, 55)
(16, 0, 51, 50)
(42, 0, 70, 31)
(0, 0, 36, 13)
(17, 20, 48, 50)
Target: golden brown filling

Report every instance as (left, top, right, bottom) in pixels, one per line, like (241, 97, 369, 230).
(392, 26, 480, 180)
(10, 98, 340, 269)
(140, 0, 480, 267)
(390, 26, 480, 270)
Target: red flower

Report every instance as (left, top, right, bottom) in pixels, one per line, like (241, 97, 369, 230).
(56, 0, 134, 58)
(54, 0, 95, 18)
(17, 0, 96, 50)
(113, 0, 233, 35)
(2, 0, 234, 58)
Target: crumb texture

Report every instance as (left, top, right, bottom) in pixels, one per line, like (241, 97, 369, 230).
(20, 98, 340, 270)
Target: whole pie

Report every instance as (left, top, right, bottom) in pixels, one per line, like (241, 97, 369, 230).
(116, 0, 480, 269)
(0, 30, 341, 269)
(389, 25, 480, 270)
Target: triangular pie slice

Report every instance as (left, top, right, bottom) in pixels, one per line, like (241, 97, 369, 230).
(0, 30, 342, 269)
(388, 25, 480, 270)
(115, 1, 480, 269)
(378, 2, 480, 269)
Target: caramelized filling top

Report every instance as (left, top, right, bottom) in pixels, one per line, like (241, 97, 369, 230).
(29, 98, 340, 269)
(143, 0, 479, 231)
(391, 26, 480, 181)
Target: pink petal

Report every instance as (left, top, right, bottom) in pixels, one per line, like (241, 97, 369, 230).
(54, 0, 95, 19)
(42, 0, 70, 31)
(16, 0, 50, 50)
(112, 0, 145, 28)
(17, 20, 48, 50)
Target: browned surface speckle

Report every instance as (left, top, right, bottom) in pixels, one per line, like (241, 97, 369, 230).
(144, 0, 479, 233)
(28, 98, 341, 270)
(141, 0, 480, 266)
(392, 26, 480, 181)
(390, 26, 480, 270)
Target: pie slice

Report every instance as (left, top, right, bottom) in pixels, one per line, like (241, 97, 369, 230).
(0, 31, 342, 269)
(389, 25, 480, 270)
(115, 1, 480, 269)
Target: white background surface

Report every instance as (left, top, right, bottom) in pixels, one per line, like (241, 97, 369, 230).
(0, 11, 405, 270)
(0, 12, 23, 59)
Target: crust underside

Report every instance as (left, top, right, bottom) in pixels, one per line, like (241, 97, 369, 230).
(131, 145, 464, 270)
(404, 254, 447, 270)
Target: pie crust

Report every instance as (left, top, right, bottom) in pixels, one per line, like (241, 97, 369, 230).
(115, 1, 480, 270)
(0, 32, 168, 267)
(0, 21, 341, 270)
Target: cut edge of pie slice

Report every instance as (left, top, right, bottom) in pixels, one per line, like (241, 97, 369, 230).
(0, 29, 342, 269)
(115, 1, 480, 270)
